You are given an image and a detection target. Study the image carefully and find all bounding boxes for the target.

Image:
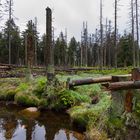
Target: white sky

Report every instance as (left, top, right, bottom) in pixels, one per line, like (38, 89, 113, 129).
(8, 0, 131, 40)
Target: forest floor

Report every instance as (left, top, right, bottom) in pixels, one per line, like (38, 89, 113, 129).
(0, 68, 139, 140)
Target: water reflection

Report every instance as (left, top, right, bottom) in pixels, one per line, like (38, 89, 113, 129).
(0, 104, 85, 140)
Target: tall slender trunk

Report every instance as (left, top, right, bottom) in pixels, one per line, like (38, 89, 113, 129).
(34, 17, 37, 66)
(25, 33, 27, 66)
(104, 18, 108, 67)
(100, 0, 103, 69)
(131, 0, 135, 67)
(108, 20, 111, 68)
(114, 0, 117, 68)
(80, 32, 83, 67)
(8, 0, 12, 64)
(46, 7, 54, 81)
(136, 0, 139, 67)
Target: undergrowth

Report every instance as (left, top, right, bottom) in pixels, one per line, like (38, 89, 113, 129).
(0, 70, 131, 140)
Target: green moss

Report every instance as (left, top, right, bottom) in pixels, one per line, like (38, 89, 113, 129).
(16, 83, 29, 91)
(0, 87, 17, 101)
(69, 92, 111, 129)
(77, 68, 131, 76)
(75, 84, 102, 97)
(15, 92, 40, 107)
(108, 117, 124, 129)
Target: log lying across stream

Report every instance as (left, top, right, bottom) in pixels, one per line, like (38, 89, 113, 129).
(68, 76, 112, 89)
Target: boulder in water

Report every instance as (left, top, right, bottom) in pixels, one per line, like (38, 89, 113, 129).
(19, 107, 40, 119)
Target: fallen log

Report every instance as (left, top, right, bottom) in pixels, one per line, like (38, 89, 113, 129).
(108, 81, 140, 90)
(68, 76, 112, 89)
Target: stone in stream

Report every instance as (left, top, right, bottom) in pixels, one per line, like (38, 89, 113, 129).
(19, 107, 40, 119)
(25, 107, 38, 112)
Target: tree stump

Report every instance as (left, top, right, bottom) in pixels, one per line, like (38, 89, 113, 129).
(111, 75, 132, 116)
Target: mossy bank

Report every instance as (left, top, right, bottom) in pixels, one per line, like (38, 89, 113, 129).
(0, 71, 140, 140)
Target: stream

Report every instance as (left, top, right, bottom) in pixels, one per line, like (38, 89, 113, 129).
(0, 102, 85, 140)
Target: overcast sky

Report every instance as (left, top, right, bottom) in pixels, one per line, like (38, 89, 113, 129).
(12, 0, 130, 41)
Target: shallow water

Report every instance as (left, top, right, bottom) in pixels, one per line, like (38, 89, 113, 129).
(0, 103, 85, 140)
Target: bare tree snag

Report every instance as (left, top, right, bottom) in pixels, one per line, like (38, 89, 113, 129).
(135, 0, 139, 67)
(114, 0, 118, 68)
(100, 0, 103, 69)
(131, 0, 136, 67)
(8, 0, 12, 64)
(46, 7, 54, 81)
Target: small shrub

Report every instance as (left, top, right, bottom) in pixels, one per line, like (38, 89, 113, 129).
(33, 77, 47, 98)
(56, 90, 90, 109)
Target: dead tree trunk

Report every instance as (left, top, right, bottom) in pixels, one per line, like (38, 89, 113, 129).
(8, 0, 12, 64)
(114, 0, 118, 68)
(108, 20, 111, 68)
(26, 21, 34, 80)
(68, 76, 112, 89)
(100, 0, 103, 70)
(135, 0, 139, 67)
(46, 7, 54, 81)
(108, 80, 140, 90)
(25, 33, 28, 66)
(131, 0, 136, 67)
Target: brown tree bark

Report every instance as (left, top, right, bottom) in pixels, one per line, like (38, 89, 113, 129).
(108, 81, 140, 90)
(68, 76, 112, 88)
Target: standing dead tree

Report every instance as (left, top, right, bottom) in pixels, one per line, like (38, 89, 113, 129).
(114, 0, 118, 68)
(46, 7, 54, 81)
(4, 0, 14, 64)
(135, 0, 139, 67)
(34, 17, 38, 66)
(100, 0, 103, 69)
(81, 22, 88, 67)
(26, 20, 35, 80)
(108, 20, 112, 68)
(131, 0, 136, 67)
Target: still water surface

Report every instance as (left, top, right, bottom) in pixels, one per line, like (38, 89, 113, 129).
(0, 103, 85, 140)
